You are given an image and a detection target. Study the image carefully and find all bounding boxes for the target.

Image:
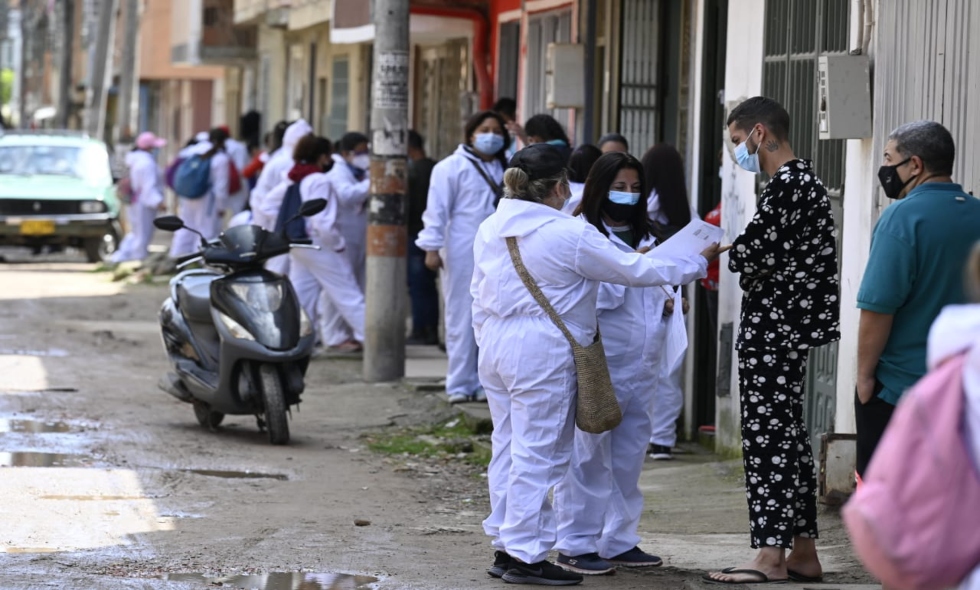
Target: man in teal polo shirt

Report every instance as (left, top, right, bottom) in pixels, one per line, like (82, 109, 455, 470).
(856, 120, 980, 478)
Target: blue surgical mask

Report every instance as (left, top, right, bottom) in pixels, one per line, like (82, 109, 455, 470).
(473, 133, 504, 156)
(608, 190, 641, 205)
(734, 128, 761, 173)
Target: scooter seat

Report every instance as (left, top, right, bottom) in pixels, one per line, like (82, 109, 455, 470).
(176, 274, 216, 324)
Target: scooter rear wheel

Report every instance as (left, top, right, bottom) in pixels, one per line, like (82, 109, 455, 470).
(193, 402, 224, 430)
(258, 364, 290, 445)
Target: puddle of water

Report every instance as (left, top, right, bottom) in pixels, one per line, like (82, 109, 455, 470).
(183, 469, 288, 481)
(160, 572, 378, 589)
(0, 348, 69, 357)
(0, 418, 73, 433)
(0, 452, 94, 467)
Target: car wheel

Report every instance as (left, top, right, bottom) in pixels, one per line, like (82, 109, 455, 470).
(84, 225, 119, 263)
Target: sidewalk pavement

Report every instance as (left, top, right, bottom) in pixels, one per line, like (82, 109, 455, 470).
(401, 344, 877, 588)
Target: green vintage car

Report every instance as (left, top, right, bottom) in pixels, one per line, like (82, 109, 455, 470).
(0, 130, 122, 262)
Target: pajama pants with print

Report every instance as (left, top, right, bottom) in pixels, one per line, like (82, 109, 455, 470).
(737, 348, 819, 549)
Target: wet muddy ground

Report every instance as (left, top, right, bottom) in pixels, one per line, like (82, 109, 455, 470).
(0, 249, 876, 590)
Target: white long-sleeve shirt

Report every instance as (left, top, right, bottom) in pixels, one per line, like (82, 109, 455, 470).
(470, 197, 707, 347)
(125, 150, 164, 209)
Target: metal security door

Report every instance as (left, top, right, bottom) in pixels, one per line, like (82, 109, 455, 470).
(618, 0, 662, 153)
(762, 0, 849, 451)
(417, 39, 469, 160)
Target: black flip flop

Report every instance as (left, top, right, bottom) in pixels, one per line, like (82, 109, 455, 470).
(788, 569, 823, 583)
(702, 567, 788, 585)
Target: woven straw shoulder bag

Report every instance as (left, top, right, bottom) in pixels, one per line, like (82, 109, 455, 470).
(506, 237, 622, 434)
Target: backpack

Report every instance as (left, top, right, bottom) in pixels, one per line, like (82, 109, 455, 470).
(842, 353, 980, 590)
(172, 155, 212, 199)
(165, 157, 185, 191)
(273, 183, 309, 241)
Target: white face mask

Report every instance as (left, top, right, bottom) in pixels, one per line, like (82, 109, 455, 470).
(350, 154, 371, 171)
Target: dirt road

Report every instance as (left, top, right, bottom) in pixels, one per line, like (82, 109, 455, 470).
(0, 251, 874, 590)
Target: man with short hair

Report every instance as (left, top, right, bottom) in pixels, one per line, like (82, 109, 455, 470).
(856, 121, 980, 479)
(706, 96, 840, 585)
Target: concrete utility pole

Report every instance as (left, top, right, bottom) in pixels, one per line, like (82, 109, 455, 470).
(114, 0, 139, 142)
(363, 0, 410, 382)
(57, 0, 76, 129)
(85, 0, 119, 139)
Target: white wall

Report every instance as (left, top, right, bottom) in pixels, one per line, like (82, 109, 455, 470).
(714, 0, 765, 453)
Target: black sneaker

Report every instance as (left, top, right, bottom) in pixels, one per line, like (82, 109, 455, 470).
(649, 444, 674, 461)
(557, 552, 615, 575)
(502, 560, 583, 585)
(606, 546, 663, 567)
(489, 551, 512, 578)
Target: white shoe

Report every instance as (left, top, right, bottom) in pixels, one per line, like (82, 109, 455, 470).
(447, 392, 471, 404)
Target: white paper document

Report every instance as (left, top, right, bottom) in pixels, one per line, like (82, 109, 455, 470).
(653, 219, 725, 259)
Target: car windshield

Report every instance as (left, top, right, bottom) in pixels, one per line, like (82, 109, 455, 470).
(0, 144, 112, 184)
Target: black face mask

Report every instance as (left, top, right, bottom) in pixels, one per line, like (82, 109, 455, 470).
(602, 201, 635, 223)
(877, 158, 914, 200)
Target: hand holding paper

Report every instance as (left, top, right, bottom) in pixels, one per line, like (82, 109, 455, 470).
(652, 219, 729, 261)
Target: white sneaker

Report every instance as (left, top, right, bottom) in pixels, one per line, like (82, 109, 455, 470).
(447, 392, 471, 404)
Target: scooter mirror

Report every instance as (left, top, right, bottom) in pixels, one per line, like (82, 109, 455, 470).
(299, 198, 327, 217)
(154, 216, 185, 232)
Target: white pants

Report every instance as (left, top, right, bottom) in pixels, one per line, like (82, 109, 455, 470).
(169, 195, 219, 258)
(111, 203, 157, 263)
(319, 230, 365, 346)
(554, 374, 655, 558)
(289, 247, 365, 343)
(650, 354, 685, 447)
(481, 316, 577, 564)
(442, 247, 481, 396)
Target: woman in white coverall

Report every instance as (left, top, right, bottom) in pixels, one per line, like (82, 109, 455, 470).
(250, 119, 313, 275)
(418, 110, 510, 403)
(112, 132, 166, 263)
(317, 132, 372, 351)
(641, 143, 700, 460)
(552, 152, 682, 575)
(472, 144, 725, 586)
(168, 129, 230, 258)
(284, 135, 366, 347)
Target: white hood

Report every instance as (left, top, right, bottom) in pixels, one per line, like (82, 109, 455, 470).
(282, 119, 313, 152)
(493, 197, 568, 239)
(927, 304, 980, 475)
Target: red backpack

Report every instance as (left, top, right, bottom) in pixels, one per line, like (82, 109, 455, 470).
(843, 353, 980, 590)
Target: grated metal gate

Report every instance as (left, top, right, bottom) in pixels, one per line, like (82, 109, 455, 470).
(762, 0, 849, 452)
(618, 0, 662, 153)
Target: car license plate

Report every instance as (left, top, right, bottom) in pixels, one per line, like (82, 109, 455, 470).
(20, 220, 56, 236)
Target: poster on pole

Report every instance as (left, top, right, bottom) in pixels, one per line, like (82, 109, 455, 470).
(373, 51, 409, 110)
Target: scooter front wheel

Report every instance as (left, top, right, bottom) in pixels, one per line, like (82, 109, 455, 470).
(258, 364, 290, 445)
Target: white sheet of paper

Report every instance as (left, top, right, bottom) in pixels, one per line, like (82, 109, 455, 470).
(654, 219, 724, 259)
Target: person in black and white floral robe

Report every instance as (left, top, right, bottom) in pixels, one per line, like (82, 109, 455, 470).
(705, 97, 840, 586)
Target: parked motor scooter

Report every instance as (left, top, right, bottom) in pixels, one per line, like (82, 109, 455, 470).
(152, 199, 326, 445)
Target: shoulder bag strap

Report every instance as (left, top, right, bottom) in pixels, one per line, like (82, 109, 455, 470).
(467, 157, 504, 206)
(506, 236, 579, 349)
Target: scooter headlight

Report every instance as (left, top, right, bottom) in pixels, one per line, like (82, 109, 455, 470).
(299, 307, 313, 338)
(217, 311, 256, 341)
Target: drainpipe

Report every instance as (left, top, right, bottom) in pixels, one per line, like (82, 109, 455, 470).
(410, 5, 494, 110)
(582, 0, 596, 143)
(848, 0, 863, 53)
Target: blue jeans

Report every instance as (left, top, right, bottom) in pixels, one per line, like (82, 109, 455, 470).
(407, 235, 439, 337)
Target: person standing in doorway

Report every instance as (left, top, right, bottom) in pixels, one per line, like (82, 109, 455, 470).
(406, 130, 440, 346)
(855, 121, 980, 482)
(111, 131, 167, 263)
(418, 111, 509, 404)
(704, 96, 840, 585)
(493, 98, 520, 161)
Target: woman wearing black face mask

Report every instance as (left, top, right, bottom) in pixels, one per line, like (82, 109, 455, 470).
(553, 152, 684, 573)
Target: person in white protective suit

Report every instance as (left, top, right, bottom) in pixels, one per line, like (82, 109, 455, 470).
(250, 119, 314, 275)
(168, 129, 230, 258)
(316, 132, 372, 351)
(471, 144, 727, 586)
(640, 143, 701, 460)
(552, 152, 693, 575)
(220, 125, 251, 216)
(417, 110, 511, 403)
(111, 131, 167, 263)
(284, 135, 366, 349)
